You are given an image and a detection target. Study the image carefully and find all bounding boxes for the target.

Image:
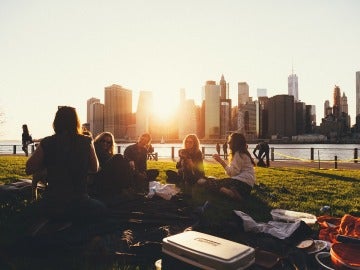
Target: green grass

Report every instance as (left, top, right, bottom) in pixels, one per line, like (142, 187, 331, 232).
(0, 156, 359, 269)
(1, 156, 359, 220)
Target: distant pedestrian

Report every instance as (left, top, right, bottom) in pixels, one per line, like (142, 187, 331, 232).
(253, 141, 270, 167)
(223, 141, 228, 160)
(22, 124, 33, 156)
(216, 143, 221, 155)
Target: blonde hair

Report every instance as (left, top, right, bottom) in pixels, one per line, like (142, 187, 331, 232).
(94, 132, 115, 155)
(182, 134, 201, 153)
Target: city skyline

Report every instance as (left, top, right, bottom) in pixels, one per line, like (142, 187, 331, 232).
(1, 0, 360, 140)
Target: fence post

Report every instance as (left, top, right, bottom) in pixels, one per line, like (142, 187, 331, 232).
(13, 145, 16, 155)
(354, 148, 358, 163)
(310, 147, 314, 161)
(202, 147, 205, 158)
(117, 146, 121, 154)
(271, 147, 274, 161)
(334, 156, 338, 169)
(31, 144, 35, 154)
(171, 147, 175, 159)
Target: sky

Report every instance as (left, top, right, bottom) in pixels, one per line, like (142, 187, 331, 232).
(1, 0, 360, 140)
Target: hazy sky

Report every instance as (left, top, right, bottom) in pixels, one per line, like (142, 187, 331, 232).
(1, 0, 359, 140)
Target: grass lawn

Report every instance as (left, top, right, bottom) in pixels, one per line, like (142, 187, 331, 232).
(0, 155, 359, 269)
(1, 155, 359, 220)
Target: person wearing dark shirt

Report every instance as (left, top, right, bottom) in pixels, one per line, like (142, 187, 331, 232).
(25, 106, 107, 226)
(223, 141, 228, 160)
(166, 134, 205, 190)
(124, 133, 159, 192)
(253, 141, 270, 167)
(90, 132, 132, 202)
(22, 124, 33, 156)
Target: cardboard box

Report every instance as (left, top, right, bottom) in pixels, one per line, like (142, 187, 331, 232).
(162, 231, 255, 270)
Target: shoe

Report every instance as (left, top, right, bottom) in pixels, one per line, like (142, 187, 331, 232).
(220, 187, 242, 201)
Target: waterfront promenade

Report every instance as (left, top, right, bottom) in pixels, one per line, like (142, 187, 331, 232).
(159, 156, 360, 170)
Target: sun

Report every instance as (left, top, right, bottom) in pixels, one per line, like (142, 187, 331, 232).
(151, 93, 178, 122)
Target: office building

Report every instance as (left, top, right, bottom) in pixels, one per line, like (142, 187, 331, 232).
(104, 84, 132, 140)
(238, 82, 249, 106)
(219, 74, 229, 100)
(202, 81, 220, 139)
(238, 101, 258, 141)
(87, 97, 100, 124)
(268, 95, 296, 138)
(219, 75, 231, 138)
(288, 72, 299, 101)
(305, 105, 316, 133)
(295, 101, 306, 135)
(136, 91, 152, 138)
(333, 85, 341, 118)
(89, 102, 104, 137)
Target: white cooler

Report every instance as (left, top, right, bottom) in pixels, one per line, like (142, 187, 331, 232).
(162, 231, 255, 270)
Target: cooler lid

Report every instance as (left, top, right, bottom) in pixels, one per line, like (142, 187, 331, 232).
(165, 231, 252, 261)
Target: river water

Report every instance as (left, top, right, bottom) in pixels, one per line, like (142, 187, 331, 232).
(1, 141, 359, 162)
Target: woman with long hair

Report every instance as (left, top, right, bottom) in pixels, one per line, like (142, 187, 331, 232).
(26, 106, 107, 224)
(90, 131, 133, 203)
(198, 132, 256, 201)
(166, 134, 205, 188)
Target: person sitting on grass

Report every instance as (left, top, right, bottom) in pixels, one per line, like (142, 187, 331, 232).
(166, 134, 205, 189)
(25, 106, 107, 233)
(89, 131, 133, 203)
(197, 132, 256, 201)
(124, 133, 159, 193)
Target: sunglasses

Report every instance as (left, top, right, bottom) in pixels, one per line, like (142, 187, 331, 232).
(101, 139, 112, 145)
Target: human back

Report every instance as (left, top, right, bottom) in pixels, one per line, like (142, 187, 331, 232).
(26, 106, 104, 221)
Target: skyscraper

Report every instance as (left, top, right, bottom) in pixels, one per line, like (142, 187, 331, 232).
(136, 91, 153, 138)
(87, 97, 100, 124)
(238, 82, 249, 106)
(288, 71, 299, 101)
(219, 75, 231, 138)
(340, 92, 348, 114)
(202, 81, 220, 139)
(268, 95, 296, 138)
(333, 85, 341, 118)
(104, 84, 132, 140)
(89, 102, 104, 137)
(178, 89, 197, 139)
(219, 74, 229, 99)
(356, 71, 360, 117)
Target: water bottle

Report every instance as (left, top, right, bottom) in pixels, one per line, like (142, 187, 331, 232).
(320, 205, 331, 216)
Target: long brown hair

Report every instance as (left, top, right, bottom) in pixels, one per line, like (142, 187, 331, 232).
(228, 133, 255, 165)
(182, 134, 201, 154)
(53, 106, 82, 135)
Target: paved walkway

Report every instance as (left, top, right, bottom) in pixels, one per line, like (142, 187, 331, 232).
(158, 157, 360, 170)
(267, 160, 360, 170)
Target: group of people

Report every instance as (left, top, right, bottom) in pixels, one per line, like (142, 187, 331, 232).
(24, 106, 159, 228)
(22, 106, 271, 231)
(215, 142, 228, 160)
(167, 133, 256, 200)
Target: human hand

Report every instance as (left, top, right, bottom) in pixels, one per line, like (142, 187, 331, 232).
(212, 154, 221, 162)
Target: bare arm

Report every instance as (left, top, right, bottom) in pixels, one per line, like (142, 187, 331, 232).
(88, 141, 99, 173)
(212, 153, 227, 169)
(25, 145, 44, 175)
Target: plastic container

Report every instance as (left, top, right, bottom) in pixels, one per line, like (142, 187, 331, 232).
(162, 231, 255, 270)
(270, 209, 317, 224)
